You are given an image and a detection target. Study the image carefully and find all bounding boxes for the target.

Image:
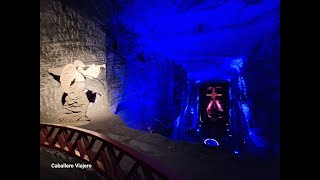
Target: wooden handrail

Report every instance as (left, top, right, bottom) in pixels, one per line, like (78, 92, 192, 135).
(40, 123, 185, 180)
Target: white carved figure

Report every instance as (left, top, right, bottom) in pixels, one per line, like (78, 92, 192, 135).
(48, 60, 106, 122)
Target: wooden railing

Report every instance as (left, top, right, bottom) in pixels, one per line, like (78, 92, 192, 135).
(40, 123, 184, 180)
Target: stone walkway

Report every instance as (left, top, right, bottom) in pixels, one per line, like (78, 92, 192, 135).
(78, 113, 280, 180)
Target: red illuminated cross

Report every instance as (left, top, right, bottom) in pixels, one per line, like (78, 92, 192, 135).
(206, 87, 223, 100)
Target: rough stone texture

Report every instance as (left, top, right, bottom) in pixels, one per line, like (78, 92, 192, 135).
(105, 51, 126, 113)
(115, 57, 188, 133)
(40, 0, 116, 122)
(246, 31, 280, 129)
(244, 30, 280, 153)
(40, 0, 186, 133)
(110, 17, 189, 133)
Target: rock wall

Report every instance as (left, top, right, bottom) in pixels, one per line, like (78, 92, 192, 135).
(115, 57, 187, 134)
(40, 0, 116, 122)
(245, 31, 280, 130)
(40, 0, 189, 135)
(109, 17, 188, 134)
(243, 30, 280, 153)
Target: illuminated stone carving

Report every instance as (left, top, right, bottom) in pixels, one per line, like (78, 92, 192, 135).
(48, 60, 106, 122)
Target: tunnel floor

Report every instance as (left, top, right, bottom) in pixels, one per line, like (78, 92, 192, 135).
(41, 112, 279, 180)
(78, 113, 280, 180)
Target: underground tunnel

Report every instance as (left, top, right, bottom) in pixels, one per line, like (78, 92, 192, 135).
(40, 0, 280, 179)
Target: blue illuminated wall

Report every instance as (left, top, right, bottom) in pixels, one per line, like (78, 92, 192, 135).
(109, 12, 191, 135)
(244, 30, 280, 154)
(109, 0, 279, 155)
(114, 58, 185, 134)
(116, 0, 279, 61)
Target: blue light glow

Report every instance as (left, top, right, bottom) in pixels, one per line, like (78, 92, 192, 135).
(248, 129, 267, 147)
(174, 116, 180, 128)
(111, 0, 279, 156)
(117, 0, 279, 82)
(238, 102, 250, 124)
(204, 138, 220, 147)
(230, 58, 245, 73)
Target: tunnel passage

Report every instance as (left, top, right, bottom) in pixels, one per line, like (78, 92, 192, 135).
(198, 82, 230, 145)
